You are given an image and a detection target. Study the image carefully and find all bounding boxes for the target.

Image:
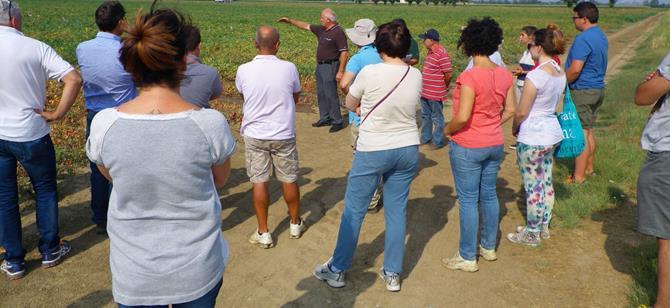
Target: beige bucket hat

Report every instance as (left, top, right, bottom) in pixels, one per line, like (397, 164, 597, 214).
(345, 18, 377, 47)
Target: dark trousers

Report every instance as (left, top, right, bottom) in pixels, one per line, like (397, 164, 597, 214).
(315, 61, 343, 125)
(86, 110, 112, 225)
(0, 134, 60, 263)
(117, 279, 223, 308)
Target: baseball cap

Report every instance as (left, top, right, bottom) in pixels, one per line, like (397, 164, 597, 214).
(418, 28, 440, 42)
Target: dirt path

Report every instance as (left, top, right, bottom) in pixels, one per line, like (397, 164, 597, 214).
(0, 13, 665, 308)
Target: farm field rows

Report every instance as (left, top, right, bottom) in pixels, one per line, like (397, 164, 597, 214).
(23, 0, 659, 93)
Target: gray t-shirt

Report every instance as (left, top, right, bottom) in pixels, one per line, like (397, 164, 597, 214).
(86, 108, 236, 306)
(641, 52, 670, 152)
(179, 56, 223, 108)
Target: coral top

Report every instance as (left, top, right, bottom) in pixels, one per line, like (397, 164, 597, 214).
(451, 66, 513, 148)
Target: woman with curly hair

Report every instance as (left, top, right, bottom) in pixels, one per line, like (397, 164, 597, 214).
(442, 17, 516, 272)
(86, 2, 235, 306)
(507, 24, 567, 247)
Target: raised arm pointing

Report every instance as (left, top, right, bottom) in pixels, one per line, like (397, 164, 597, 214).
(277, 17, 310, 31)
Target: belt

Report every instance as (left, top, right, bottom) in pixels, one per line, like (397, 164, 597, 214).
(317, 59, 338, 64)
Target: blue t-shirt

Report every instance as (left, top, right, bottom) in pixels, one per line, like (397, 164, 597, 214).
(565, 26, 608, 90)
(345, 44, 383, 126)
(76, 32, 138, 112)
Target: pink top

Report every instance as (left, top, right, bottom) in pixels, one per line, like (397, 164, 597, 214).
(451, 66, 513, 148)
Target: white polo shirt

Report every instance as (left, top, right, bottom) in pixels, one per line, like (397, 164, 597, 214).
(235, 55, 301, 140)
(0, 26, 74, 142)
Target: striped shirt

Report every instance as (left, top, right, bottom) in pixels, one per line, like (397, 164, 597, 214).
(421, 44, 452, 101)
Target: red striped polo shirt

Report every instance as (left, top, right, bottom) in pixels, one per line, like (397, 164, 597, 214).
(421, 44, 452, 101)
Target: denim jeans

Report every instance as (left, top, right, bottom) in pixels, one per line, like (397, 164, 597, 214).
(331, 145, 419, 274)
(420, 98, 445, 147)
(87, 110, 112, 225)
(448, 141, 504, 261)
(0, 134, 60, 263)
(117, 279, 223, 308)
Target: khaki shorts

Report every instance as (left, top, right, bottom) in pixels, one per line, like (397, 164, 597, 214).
(243, 137, 299, 183)
(571, 88, 605, 129)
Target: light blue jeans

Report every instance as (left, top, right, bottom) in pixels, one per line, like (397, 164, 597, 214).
(448, 141, 504, 261)
(420, 98, 445, 147)
(331, 145, 419, 274)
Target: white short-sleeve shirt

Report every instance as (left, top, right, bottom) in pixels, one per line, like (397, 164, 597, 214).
(235, 55, 301, 140)
(641, 53, 670, 152)
(0, 26, 74, 142)
(348, 63, 422, 151)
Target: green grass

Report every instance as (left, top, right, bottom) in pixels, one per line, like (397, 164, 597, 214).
(630, 242, 659, 306)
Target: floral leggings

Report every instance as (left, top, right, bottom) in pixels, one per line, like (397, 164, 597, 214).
(516, 143, 556, 233)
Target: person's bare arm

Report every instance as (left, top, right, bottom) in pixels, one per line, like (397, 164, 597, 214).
(336, 51, 348, 82)
(212, 159, 232, 189)
(513, 80, 537, 135)
(209, 93, 222, 101)
(407, 59, 419, 66)
(339, 72, 355, 94)
(566, 60, 585, 84)
(35, 70, 82, 122)
(635, 71, 670, 106)
(444, 85, 475, 136)
(344, 93, 360, 112)
(501, 85, 517, 125)
(277, 17, 310, 31)
(97, 165, 112, 182)
(444, 72, 452, 88)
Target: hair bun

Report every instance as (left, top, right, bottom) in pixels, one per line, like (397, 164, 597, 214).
(119, 7, 189, 88)
(546, 23, 560, 32)
(125, 13, 179, 72)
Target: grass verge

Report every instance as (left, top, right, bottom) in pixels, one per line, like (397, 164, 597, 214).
(548, 11, 669, 306)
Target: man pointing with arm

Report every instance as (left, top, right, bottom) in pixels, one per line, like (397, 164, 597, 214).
(278, 8, 349, 133)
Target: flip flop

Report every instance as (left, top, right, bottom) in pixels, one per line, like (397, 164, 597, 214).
(565, 175, 587, 185)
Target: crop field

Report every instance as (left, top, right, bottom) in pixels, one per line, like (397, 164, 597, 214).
(24, 0, 659, 91)
(14, 0, 661, 180)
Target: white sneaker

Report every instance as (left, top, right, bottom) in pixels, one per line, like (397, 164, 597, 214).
(314, 258, 345, 288)
(541, 224, 551, 240)
(249, 230, 274, 249)
(379, 267, 401, 292)
(478, 245, 497, 261)
(442, 252, 478, 272)
(289, 219, 306, 239)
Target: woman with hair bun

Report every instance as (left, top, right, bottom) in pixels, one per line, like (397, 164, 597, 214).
(442, 17, 516, 273)
(85, 3, 235, 307)
(507, 24, 567, 247)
